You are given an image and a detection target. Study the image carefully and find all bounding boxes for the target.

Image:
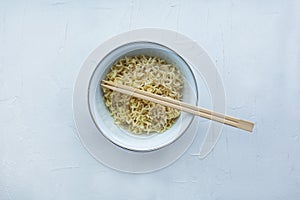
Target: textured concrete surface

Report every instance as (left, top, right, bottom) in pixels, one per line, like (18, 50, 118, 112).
(1, 0, 300, 199)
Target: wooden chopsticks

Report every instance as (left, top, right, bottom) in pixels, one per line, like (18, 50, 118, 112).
(101, 80, 254, 132)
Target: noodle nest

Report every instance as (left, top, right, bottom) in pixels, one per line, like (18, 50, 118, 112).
(102, 55, 183, 134)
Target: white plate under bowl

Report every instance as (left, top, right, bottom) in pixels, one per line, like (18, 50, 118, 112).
(73, 28, 226, 173)
(88, 42, 198, 151)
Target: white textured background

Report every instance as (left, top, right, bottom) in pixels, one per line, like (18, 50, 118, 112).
(1, 0, 300, 199)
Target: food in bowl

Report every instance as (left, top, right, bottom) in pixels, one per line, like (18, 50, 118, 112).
(88, 41, 197, 151)
(102, 55, 183, 134)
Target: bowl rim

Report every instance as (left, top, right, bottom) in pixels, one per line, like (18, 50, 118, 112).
(87, 41, 199, 152)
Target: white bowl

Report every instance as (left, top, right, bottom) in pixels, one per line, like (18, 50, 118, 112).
(88, 42, 198, 151)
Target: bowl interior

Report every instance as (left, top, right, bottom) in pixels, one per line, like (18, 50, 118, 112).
(88, 42, 198, 151)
